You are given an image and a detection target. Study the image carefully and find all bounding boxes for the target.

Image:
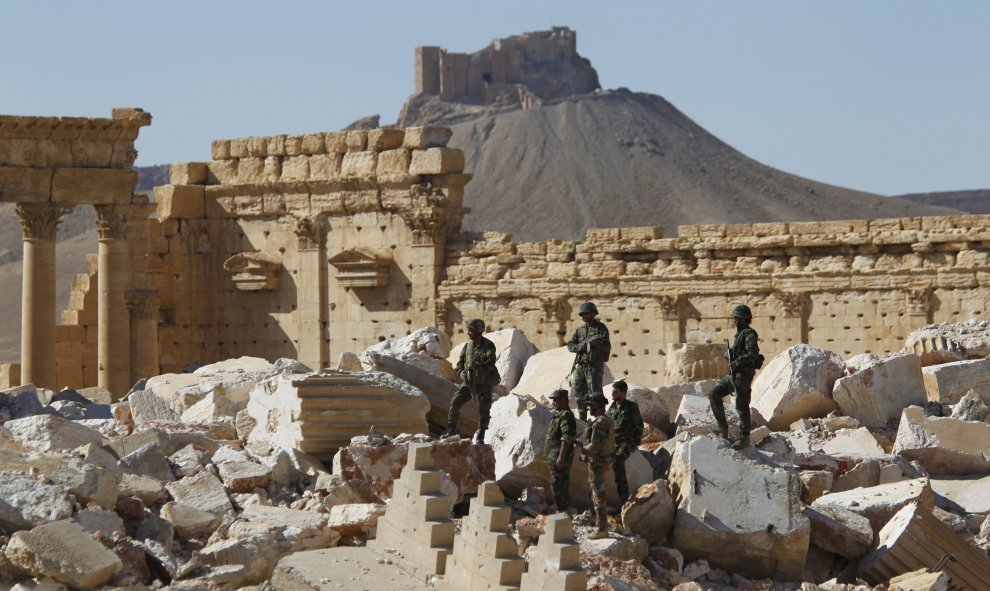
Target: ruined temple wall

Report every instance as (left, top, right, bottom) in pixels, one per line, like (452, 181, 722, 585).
(438, 217, 990, 386)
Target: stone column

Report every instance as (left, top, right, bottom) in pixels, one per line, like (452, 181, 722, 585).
(16, 203, 73, 390)
(126, 289, 159, 385)
(95, 205, 131, 399)
(294, 217, 327, 370)
(659, 294, 685, 346)
(906, 288, 934, 326)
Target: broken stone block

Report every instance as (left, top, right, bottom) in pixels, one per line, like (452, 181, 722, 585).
(197, 533, 281, 587)
(519, 513, 587, 591)
(799, 470, 834, 504)
(126, 390, 180, 425)
(72, 508, 125, 538)
(813, 478, 934, 533)
(336, 351, 363, 372)
(888, 568, 950, 591)
(488, 394, 651, 508)
(645, 380, 719, 427)
(0, 472, 74, 531)
(921, 358, 990, 404)
(326, 503, 386, 539)
(620, 480, 675, 546)
(832, 459, 881, 493)
(820, 427, 886, 459)
(750, 344, 844, 430)
(443, 481, 524, 590)
(168, 444, 212, 479)
(269, 546, 427, 590)
(832, 353, 926, 429)
(448, 328, 538, 391)
(164, 472, 233, 516)
(160, 501, 221, 540)
(511, 346, 614, 409)
(119, 442, 175, 482)
(3, 414, 105, 452)
(673, 393, 765, 438)
(4, 520, 122, 590)
(859, 502, 990, 588)
(360, 327, 452, 380)
(802, 505, 873, 559)
(218, 461, 272, 493)
(119, 473, 168, 506)
(664, 343, 730, 384)
(667, 436, 809, 580)
(581, 535, 649, 562)
(930, 475, 990, 514)
(402, 126, 452, 149)
(180, 391, 240, 423)
(950, 388, 990, 422)
(892, 405, 990, 475)
(904, 320, 990, 364)
(231, 504, 333, 552)
(246, 370, 429, 461)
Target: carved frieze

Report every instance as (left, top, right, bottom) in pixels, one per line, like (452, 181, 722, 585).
(294, 216, 324, 250)
(658, 294, 684, 320)
(15, 203, 74, 240)
(223, 252, 282, 291)
(328, 248, 390, 288)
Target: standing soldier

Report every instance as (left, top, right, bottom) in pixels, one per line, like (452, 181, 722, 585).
(567, 302, 611, 422)
(445, 318, 500, 444)
(607, 380, 643, 503)
(544, 389, 576, 513)
(575, 394, 614, 539)
(708, 304, 762, 450)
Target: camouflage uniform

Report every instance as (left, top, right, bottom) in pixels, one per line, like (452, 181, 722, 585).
(582, 412, 615, 531)
(709, 325, 761, 438)
(448, 336, 499, 432)
(544, 407, 577, 511)
(607, 399, 643, 501)
(567, 321, 611, 418)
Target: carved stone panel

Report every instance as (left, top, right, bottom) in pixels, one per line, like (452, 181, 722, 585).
(328, 248, 390, 288)
(223, 252, 282, 291)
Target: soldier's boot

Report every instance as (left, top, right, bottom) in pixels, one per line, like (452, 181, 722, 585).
(472, 428, 486, 444)
(733, 430, 751, 450)
(441, 422, 458, 439)
(589, 516, 609, 539)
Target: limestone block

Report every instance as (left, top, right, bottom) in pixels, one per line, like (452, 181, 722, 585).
(206, 160, 238, 184)
(51, 167, 136, 204)
(0, 363, 20, 389)
(324, 131, 348, 153)
(127, 390, 181, 425)
(409, 147, 464, 175)
(300, 132, 325, 154)
(367, 128, 405, 151)
(346, 130, 367, 151)
(488, 394, 652, 509)
(667, 436, 809, 581)
(197, 534, 281, 587)
(951, 388, 990, 421)
(119, 442, 175, 482)
(819, 427, 886, 459)
(673, 393, 765, 438)
(145, 356, 296, 412)
(750, 344, 844, 430)
(620, 480, 675, 546)
(646, 380, 719, 426)
(341, 151, 378, 177)
(308, 152, 342, 178)
(888, 569, 950, 591)
(579, 535, 649, 562)
(73, 508, 125, 538)
(280, 155, 310, 180)
(211, 139, 231, 160)
(859, 502, 990, 589)
(813, 478, 934, 533)
(270, 547, 431, 591)
(892, 405, 990, 475)
(921, 358, 990, 404)
(930, 475, 990, 514)
(180, 391, 240, 423)
(448, 328, 538, 391)
(832, 353, 926, 429)
(512, 346, 614, 409)
(443, 481, 524, 591)
(904, 320, 990, 363)
(0, 473, 73, 531)
(326, 502, 386, 538)
(802, 504, 873, 559)
(218, 461, 273, 493)
(161, 501, 221, 539)
(3, 414, 105, 452)
(402, 126, 452, 149)
(4, 520, 122, 590)
(519, 513, 586, 591)
(164, 472, 233, 516)
(369, 444, 455, 579)
(0, 166, 53, 202)
(377, 148, 412, 175)
(799, 470, 834, 504)
(317, 474, 383, 508)
(169, 162, 208, 185)
(119, 473, 168, 506)
(234, 504, 333, 551)
(663, 343, 729, 384)
(361, 327, 452, 379)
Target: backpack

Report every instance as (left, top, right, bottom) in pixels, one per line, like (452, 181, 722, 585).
(754, 353, 765, 370)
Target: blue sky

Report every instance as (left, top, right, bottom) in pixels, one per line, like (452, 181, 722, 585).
(3, 1, 988, 195)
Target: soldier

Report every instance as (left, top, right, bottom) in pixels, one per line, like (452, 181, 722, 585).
(708, 304, 762, 450)
(574, 393, 614, 539)
(544, 389, 577, 513)
(607, 380, 643, 503)
(445, 318, 500, 444)
(567, 302, 611, 422)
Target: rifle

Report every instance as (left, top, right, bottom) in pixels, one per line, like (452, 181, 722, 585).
(568, 334, 605, 386)
(465, 366, 476, 396)
(725, 339, 739, 398)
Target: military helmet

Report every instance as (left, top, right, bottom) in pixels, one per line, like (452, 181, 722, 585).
(548, 389, 569, 400)
(586, 394, 608, 408)
(731, 304, 753, 320)
(578, 302, 599, 315)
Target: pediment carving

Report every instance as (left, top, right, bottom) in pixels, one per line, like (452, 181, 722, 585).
(328, 248, 390, 288)
(223, 251, 281, 291)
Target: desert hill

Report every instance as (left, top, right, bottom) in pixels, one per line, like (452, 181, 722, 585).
(898, 189, 990, 214)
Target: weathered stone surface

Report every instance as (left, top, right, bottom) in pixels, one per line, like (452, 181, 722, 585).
(922, 358, 990, 404)
(218, 460, 272, 492)
(799, 470, 834, 504)
(581, 535, 650, 562)
(813, 478, 934, 533)
(666, 436, 809, 581)
(361, 327, 452, 380)
(673, 393, 765, 437)
(316, 474, 383, 508)
(930, 475, 990, 514)
(512, 346, 614, 408)
(0, 473, 74, 531)
(164, 472, 232, 516)
(802, 504, 873, 559)
(4, 520, 122, 590)
(0, 447, 119, 510)
(3, 414, 105, 452)
(448, 328, 538, 391)
(229, 504, 333, 552)
(892, 405, 990, 475)
(326, 502, 386, 538)
(621, 480, 675, 546)
(168, 444, 212, 478)
(832, 353, 926, 429)
(819, 426, 886, 459)
(197, 534, 281, 587)
(664, 343, 729, 384)
(180, 391, 240, 422)
(904, 320, 990, 364)
(888, 569, 951, 591)
(951, 388, 990, 421)
(270, 546, 434, 591)
(126, 389, 180, 424)
(72, 508, 125, 538)
(160, 501, 221, 539)
(644, 380, 718, 427)
(832, 459, 882, 493)
(488, 394, 651, 508)
(119, 442, 175, 482)
(119, 473, 168, 506)
(750, 344, 844, 430)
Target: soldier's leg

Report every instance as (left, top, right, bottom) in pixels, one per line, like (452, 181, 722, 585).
(613, 450, 630, 502)
(476, 385, 493, 431)
(590, 366, 605, 397)
(550, 464, 570, 512)
(572, 368, 589, 422)
(446, 384, 471, 436)
(590, 462, 609, 531)
(734, 374, 753, 444)
(708, 377, 733, 437)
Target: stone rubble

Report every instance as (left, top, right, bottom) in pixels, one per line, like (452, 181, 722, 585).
(2, 337, 990, 591)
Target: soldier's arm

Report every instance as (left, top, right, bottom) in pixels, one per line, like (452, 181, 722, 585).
(585, 422, 605, 457)
(566, 328, 583, 353)
(632, 404, 644, 443)
(557, 414, 576, 466)
(598, 325, 612, 356)
(476, 340, 498, 368)
(737, 330, 760, 366)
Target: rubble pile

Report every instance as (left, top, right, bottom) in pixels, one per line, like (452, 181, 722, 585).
(2, 328, 990, 590)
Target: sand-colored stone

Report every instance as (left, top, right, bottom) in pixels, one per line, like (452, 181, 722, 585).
(442, 481, 524, 591)
(512, 346, 613, 408)
(921, 358, 990, 404)
(832, 353, 927, 429)
(892, 405, 990, 475)
(664, 343, 729, 384)
(4, 520, 123, 590)
(519, 513, 587, 591)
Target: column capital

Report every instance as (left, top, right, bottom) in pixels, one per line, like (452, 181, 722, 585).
(15, 203, 74, 240)
(125, 289, 160, 320)
(293, 215, 324, 250)
(658, 294, 684, 320)
(95, 204, 128, 241)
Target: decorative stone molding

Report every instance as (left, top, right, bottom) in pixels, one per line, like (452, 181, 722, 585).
(95, 205, 128, 241)
(125, 289, 160, 320)
(658, 294, 684, 320)
(775, 291, 808, 318)
(293, 215, 324, 250)
(400, 207, 453, 245)
(223, 252, 282, 291)
(907, 287, 934, 316)
(15, 203, 74, 240)
(435, 297, 451, 332)
(328, 248, 390, 288)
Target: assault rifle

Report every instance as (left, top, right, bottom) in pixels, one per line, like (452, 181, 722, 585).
(725, 339, 739, 397)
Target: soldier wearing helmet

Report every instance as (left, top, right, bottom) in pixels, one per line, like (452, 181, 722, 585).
(566, 302, 612, 422)
(574, 393, 614, 538)
(708, 304, 762, 449)
(445, 318, 500, 444)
